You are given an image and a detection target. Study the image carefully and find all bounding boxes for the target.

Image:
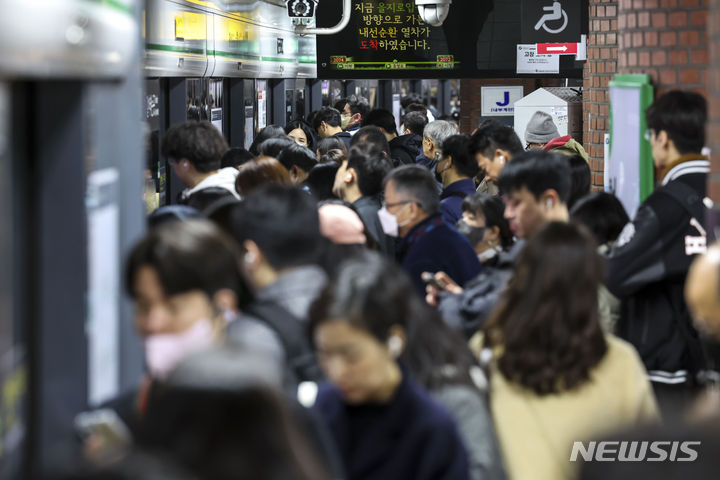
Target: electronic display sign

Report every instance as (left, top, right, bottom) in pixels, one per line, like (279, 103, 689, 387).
(316, 0, 586, 79)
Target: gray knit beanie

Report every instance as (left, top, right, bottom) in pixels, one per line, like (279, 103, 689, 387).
(525, 111, 560, 143)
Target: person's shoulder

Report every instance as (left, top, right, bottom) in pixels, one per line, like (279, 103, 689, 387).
(226, 314, 286, 361)
(433, 383, 486, 412)
(604, 334, 644, 363)
(406, 379, 462, 431)
(427, 222, 475, 250)
(314, 382, 345, 415)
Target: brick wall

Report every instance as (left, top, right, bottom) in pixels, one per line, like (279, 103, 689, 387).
(459, 78, 563, 135)
(585, 0, 619, 189)
(618, 0, 708, 95)
(708, 0, 720, 227)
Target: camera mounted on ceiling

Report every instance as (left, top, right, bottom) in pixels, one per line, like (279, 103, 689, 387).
(415, 0, 452, 27)
(286, 0, 318, 25)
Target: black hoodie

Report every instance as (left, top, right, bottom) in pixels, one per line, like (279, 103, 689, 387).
(389, 134, 423, 166)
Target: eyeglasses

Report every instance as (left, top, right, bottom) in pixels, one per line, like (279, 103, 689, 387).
(383, 200, 413, 209)
(525, 143, 544, 151)
(643, 129, 655, 142)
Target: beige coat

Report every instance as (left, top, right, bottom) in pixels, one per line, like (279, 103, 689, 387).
(471, 335, 659, 480)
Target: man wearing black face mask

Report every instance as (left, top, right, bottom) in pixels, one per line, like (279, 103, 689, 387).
(436, 135, 481, 226)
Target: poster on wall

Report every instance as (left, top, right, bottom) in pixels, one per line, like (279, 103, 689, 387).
(86, 168, 120, 407)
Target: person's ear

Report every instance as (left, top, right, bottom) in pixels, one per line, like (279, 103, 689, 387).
(386, 325, 407, 358)
(656, 130, 670, 149)
(487, 225, 501, 243)
(242, 240, 263, 268)
(212, 288, 238, 320)
(495, 148, 510, 164)
(541, 190, 560, 211)
(345, 167, 356, 184)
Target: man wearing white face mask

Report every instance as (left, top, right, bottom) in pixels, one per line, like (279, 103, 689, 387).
(380, 165, 482, 297)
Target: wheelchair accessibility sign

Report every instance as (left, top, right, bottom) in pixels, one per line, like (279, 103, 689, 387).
(521, 0, 583, 44)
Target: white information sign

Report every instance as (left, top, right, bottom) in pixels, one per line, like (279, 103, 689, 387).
(481, 86, 524, 117)
(516, 44, 559, 74)
(86, 168, 120, 406)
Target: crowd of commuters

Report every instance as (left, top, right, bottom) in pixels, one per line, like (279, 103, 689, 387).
(63, 91, 720, 479)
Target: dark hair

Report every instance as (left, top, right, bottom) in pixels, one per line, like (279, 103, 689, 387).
(319, 149, 346, 165)
(230, 184, 322, 269)
(347, 95, 370, 119)
(567, 155, 591, 209)
(183, 187, 238, 214)
(220, 147, 254, 169)
(469, 119, 524, 159)
(349, 126, 391, 157)
(401, 94, 424, 109)
(332, 99, 348, 113)
(235, 158, 292, 197)
(570, 192, 630, 245)
(205, 197, 242, 237)
(646, 90, 707, 154)
(285, 119, 318, 153)
(403, 111, 429, 136)
(312, 107, 342, 131)
(147, 205, 204, 228)
(484, 222, 607, 395)
(461, 194, 515, 249)
(316, 137, 348, 157)
(347, 144, 394, 197)
(141, 384, 328, 480)
(304, 163, 340, 201)
(161, 121, 229, 173)
(277, 143, 318, 174)
(309, 252, 411, 345)
(383, 165, 440, 214)
(257, 136, 297, 160)
(125, 219, 247, 303)
(441, 134, 480, 179)
(248, 125, 286, 157)
(497, 150, 572, 203)
(309, 252, 479, 391)
(363, 109, 398, 136)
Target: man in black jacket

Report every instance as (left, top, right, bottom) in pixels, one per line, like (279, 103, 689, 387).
(363, 108, 425, 166)
(606, 90, 710, 415)
(332, 143, 395, 255)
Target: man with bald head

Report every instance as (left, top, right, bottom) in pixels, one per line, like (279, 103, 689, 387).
(685, 241, 720, 420)
(686, 241, 720, 340)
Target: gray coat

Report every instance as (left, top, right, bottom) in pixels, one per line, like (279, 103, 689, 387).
(437, 241, 524, 339)
(432, 384, 506, 480)
(226, 265, 327, 371)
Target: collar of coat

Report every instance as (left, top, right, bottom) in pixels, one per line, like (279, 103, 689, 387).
(658, 153, 709, 184)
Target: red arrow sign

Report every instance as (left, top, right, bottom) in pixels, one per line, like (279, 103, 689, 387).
(537, 42, 578, 55)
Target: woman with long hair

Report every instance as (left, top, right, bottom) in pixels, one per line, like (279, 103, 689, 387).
(476, 222, 658, 480)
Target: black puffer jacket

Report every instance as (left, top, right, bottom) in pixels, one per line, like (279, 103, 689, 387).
(606, 155, 709, 384)
(390, 134, 423, 166)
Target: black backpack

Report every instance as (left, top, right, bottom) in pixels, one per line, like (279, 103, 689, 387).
(244, 300, 324, 383)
